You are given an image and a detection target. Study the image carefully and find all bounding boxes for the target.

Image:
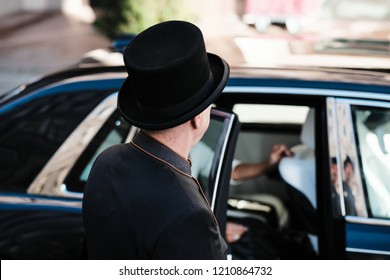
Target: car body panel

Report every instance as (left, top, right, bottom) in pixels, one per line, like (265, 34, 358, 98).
(346, 216, 390, 259)
(0, 193, 83, 259)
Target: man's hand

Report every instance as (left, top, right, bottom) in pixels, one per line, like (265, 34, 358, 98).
(225, 222, 248, 243)
(268, 144, 294, 167)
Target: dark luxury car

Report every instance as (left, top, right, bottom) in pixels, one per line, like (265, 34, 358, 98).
(0, 63, 389, 259)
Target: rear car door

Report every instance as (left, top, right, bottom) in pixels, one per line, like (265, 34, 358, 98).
(329, 98, 390, 259)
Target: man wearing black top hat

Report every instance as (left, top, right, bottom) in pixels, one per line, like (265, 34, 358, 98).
(82, 20, 230, 259)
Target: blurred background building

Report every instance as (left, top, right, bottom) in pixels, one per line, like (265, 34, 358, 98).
(0, 0, 389, 93)
(1, 0, 89, 17)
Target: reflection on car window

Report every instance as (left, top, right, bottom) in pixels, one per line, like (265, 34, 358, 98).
(352, 106, 390, 219)
(336, 102, 367, 217)
(190, 117, 224, 202)
(79, 129, 123, 182)
(0, 89, 112, 193)
(64, 110, 131, 193)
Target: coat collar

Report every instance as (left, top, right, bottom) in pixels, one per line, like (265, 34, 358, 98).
(131, 131, 192, 176)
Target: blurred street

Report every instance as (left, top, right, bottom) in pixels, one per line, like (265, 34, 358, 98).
(0, 1, 253, 93)
(1, 0, 389, 93)
(0, 11, 110, 93)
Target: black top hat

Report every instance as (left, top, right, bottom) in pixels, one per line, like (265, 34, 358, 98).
(117, 20, 229, 130)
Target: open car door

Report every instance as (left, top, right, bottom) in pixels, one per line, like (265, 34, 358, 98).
(190, 107, 241, 238)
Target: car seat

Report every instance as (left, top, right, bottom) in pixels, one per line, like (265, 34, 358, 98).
(278, 108, 316, 208)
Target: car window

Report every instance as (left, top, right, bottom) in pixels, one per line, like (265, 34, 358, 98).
(64, 107, 238, 199)
(27, 93, 121, 197)
(190, 109, 234, 206)
(64, 110, 132, 193)
(190, 118, 222, 196)
(352, 105, 390, 219)
(231, 104, 312, 206)
(334, 101, 368, 217)
(0, 88, 113, 193)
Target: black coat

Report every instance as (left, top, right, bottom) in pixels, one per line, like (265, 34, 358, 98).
(83, 132, 227, 259)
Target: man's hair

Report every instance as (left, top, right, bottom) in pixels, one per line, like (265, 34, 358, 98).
(343, 156, 354, 169)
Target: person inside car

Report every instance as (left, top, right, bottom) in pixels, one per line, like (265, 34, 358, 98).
(226, 144, 293, 241)
(190, 141, 293, 243)
(342, 156, 357, 216)
(330, 157, 342, 216)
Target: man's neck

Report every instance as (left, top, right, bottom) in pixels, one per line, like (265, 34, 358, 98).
(142, 127, 193, 159)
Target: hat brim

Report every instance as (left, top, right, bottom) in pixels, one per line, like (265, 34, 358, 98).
(117, 53, 229, 130)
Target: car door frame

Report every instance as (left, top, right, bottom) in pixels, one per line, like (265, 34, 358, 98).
(218, 84, 331, 258)
(207, 108, 241, 237)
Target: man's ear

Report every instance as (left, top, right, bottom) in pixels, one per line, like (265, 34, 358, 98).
(191, 113, 201, 129)
(191, 118, 197, 129)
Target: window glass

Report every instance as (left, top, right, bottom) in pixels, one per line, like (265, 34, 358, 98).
(64, 110, 131, 193)
(326, 98, 344, 217)
(352, 106, 390, 219)
(0, 89, 113, 192)
(335, 102, 367, 217)
(190, 116, 225, 202)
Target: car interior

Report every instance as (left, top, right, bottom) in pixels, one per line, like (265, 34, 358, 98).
(225, 104, 318, 259)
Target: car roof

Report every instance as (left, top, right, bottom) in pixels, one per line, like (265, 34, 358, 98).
(227, 67, 390, 99)
(1, 65, 388, 105)
(230, 66, 390, 87)
(0, 66, 127, 104)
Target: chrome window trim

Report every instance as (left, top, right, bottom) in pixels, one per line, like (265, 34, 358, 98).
(336, 98, 390, 108)
(224, 86, 390, 102)
(28, 93, 118, 198)
(346, 247, 390, 256)
(346, 215, 390, 227)
(59, 183, 84, 199)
